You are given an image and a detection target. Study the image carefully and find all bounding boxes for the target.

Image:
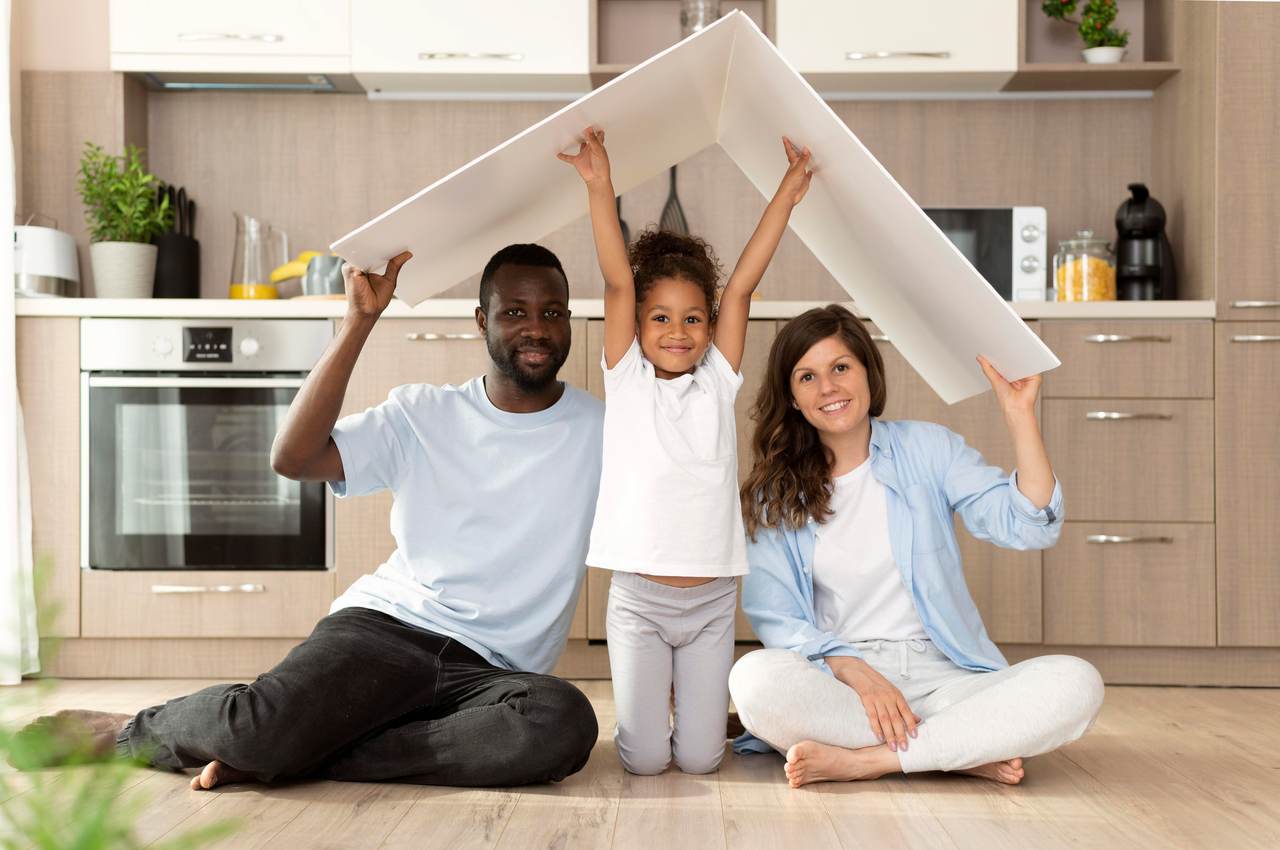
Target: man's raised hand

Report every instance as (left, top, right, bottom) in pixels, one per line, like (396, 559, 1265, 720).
(343, 251, 412, 320)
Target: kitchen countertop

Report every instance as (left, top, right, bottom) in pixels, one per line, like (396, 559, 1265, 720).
(15, 297, 1219, 320)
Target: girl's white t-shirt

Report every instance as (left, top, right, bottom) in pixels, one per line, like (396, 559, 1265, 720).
(586, 338, 748, 577)
(812, 458, 929, 643)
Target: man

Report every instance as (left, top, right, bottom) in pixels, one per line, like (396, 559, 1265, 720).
(24, 243, 605, 788)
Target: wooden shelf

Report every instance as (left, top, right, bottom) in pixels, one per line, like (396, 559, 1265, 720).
(1003, 61, 1180, 92)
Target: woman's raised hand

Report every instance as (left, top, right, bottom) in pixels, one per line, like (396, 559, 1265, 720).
(557, 126, 612, 188)
(978, 354, 1041, 418)
(827, 655, 920, 753)
(774, 136, 813, 207)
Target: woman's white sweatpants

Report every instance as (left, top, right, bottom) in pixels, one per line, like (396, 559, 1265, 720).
(606, 572, 738, 775)
(728, 641, 1104, 773)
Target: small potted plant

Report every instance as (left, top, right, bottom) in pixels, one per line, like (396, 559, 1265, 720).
(77, 142, 172, 298)
(1042, 0, 1130, 64)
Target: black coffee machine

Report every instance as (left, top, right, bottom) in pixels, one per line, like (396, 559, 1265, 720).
(1115, 183, 1177, 300)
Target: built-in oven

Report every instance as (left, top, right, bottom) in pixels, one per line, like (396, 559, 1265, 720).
(81, 318, 334, 570)
(922, 206, 1048, 302)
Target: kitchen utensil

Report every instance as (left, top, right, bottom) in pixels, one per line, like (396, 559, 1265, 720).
(680, 0, 721, 36)
(14, 215, 80, 297)
(616, 196, 631, 245)
(230, 212, 282, 299)
(659, 165, 689, 235)
(1053, 229, 1116, 302)
(175, 187, 189, 236)
(1115, 183, 1176, 301)
(301, 254, 345, 297)
(186, 199, 197, 236)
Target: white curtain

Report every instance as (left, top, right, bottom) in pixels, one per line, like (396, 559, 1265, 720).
(1, 0, 40, 685)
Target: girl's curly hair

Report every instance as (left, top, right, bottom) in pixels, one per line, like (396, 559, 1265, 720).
(628, 228, 723, 316)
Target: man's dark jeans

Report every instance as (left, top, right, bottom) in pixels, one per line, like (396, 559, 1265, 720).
(117, 607, 599, 786)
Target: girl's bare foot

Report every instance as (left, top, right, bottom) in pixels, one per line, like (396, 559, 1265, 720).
(11, 710, 133, 768)
(783, 740, 901, 788)
(190, 760, 256, 791)
(958, 757, 1026, 785)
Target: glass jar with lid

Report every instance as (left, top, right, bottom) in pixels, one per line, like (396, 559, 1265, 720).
(1053, 229, 1116, 301)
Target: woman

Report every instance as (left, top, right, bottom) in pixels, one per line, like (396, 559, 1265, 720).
(728, 305, 1103, 788)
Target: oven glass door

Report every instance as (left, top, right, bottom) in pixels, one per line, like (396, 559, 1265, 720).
(86, 375, 327, 570)
(923, 209, 1013, 299)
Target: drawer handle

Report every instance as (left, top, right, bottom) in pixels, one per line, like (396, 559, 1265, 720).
(1231, 335, 1280, 343)
(1086, 411, 1173, 421)
(418, 51, 524, 61)
(151, 584, 266, 594)
(1084, 334, 1172, 344)
(1230, 300, 1280, 309)
(405, 332, 483, 342)
(178, 32, 285, 44)
(845, 50, 951, 61)
(869, 334, 890, 343)
(1086, 534, 1174, 545)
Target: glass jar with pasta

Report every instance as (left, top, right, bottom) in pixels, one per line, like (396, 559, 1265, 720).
(1053, 229, 1116, 301)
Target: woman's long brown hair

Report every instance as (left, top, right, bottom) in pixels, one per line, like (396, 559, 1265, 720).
(741, 305, 887, 538)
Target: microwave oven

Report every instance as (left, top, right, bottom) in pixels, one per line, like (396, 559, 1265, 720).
(922, 206, 1048, 302)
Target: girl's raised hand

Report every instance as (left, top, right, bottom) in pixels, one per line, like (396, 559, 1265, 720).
(557, 126, 611, 188)
(978, 354, 1041, 417)
(775, 136, 813, 207)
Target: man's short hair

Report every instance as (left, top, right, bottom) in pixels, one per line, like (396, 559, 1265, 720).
(478, 244, 568, 313)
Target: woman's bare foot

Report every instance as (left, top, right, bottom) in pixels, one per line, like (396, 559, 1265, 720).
(190, 760, 256, 791)
(783, 740, 901, 788)
(958, 757, 1026, 785)
(10, 710, 133, 768)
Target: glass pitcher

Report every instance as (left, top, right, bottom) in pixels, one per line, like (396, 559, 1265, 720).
(230, 213, 288, 300)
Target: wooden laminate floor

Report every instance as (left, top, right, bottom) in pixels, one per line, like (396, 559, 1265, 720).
(2, 679, 1278, 849)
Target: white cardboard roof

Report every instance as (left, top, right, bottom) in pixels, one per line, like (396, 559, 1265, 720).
(331, 12, 1060, 404)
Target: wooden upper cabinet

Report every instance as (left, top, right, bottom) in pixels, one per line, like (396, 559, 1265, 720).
(1215, 323, 1280, 646)
(109, 0, 350, 71)
(775, 0, 1017, 84)
(1215, 5, 1280, 320)
(15, 318, 80, 638)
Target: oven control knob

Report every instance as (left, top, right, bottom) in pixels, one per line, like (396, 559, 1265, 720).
(152, 336, 173, 356)
(1020, 224, 1041, 243)
(239, 337, 261, 357)
(1020, 255, 1042, 274)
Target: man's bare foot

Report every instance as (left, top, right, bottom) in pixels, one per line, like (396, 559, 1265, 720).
(10, 710, 132, 769)
(190, 760, 256, 791)
(958, 757, 1026, 785)
(783, 740, 901, 788)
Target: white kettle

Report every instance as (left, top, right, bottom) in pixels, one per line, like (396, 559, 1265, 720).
(15, 218, 80, 297)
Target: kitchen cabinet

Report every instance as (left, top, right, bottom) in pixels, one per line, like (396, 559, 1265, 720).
(332, 317, 591, 639)
(1215, 323, 1280, 646)
(15, 318, 80, 637)
(352, 0, 591, 94)
(775, 0, 1018, 90)
(109, 0, 351, 74)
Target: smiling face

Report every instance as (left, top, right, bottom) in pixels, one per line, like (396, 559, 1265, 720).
(789, 334, 874, 442)
(636, 276, 713, 379)
(477, 263, 572, 392)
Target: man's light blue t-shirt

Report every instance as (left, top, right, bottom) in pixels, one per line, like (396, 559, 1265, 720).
(328, 377, 604, 674)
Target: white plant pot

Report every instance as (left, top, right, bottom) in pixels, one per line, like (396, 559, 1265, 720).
(1082, 46, 1127, 64)
(89, 241, 157, 298)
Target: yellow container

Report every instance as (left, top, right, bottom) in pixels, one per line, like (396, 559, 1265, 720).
(1053, 230, 1116, 301)
(230, 283, 278, 300)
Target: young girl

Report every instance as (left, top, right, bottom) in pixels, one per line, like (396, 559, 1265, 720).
(559, 128, 812, 774)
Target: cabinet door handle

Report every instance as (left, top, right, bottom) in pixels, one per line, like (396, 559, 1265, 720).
(1085, 411, 1173, 421)
(845, 50, 951, 61)
(1086, 534, 1174, 545)
(151, 584, 266, 594)
(1231, 335, 1280, 343)
(1230, 300, 1280, 309)
(1084, 334, 1172, 343)
(405, 332, 484, 342)
(178, 32, 285, 43)
(418, 51, 524, 61)
(869, 334, 890, 343)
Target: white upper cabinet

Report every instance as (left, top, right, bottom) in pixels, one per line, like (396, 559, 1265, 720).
(109, 0, 351, 73)
(351, 1, 591, 94)
(775, 0, 1018, 90)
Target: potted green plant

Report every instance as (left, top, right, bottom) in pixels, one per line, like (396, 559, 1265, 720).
(1041, 0, 1130, 64)
(77, 142, 172, 298)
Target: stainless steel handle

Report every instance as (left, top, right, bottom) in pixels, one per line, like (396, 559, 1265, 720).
(88, 376, 304, 389)
(418, 51, 524, 61)
(1086, 411, 1174, 421)
(845, 50, 951, 61)
(1230, 301, 1280, 309)
(405, 332, 483, 342)
(869, 334, 890, 343)
(1086, 534, 1174, 545)
(1231, 335, 1280, 343)
(151, 584, 267, 594)
(1084, 334, 1172, 344)
(178, 32, 285, 43)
